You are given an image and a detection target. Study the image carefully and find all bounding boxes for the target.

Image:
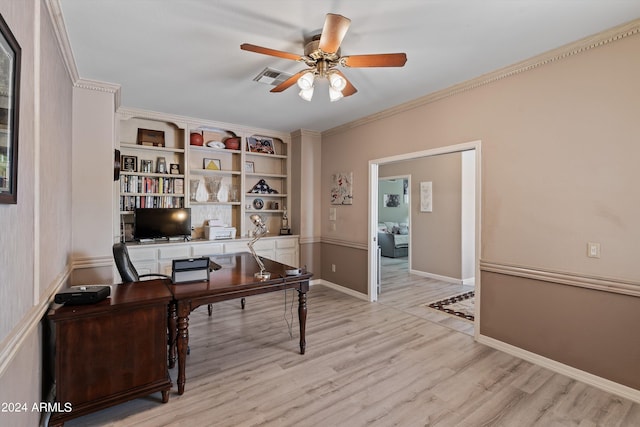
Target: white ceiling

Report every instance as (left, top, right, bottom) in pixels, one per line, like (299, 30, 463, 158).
(59, 0, 640, 133)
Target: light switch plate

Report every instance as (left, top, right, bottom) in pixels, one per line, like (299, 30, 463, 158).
(587, 242, 601, 258)
(329, 207, 336, 221)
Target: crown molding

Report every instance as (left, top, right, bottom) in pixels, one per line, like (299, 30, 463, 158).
(44, 0, 79, 82)
(323, 18, 640, 137)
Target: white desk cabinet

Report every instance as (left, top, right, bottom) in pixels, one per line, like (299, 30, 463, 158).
(125, 236, 298, 276)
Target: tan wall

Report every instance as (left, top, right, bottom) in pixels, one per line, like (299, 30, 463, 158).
(321, 243, 368, 294)
(0, 0, 74, 424)
(320, 25, 640, 389)
(481, 271, 640, 390)
(381, 154, 463, 279)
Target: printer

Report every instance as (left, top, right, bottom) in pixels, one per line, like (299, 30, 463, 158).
(204, 219, 237, 240)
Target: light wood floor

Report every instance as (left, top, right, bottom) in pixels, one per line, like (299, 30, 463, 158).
(64, 258, 640, 426)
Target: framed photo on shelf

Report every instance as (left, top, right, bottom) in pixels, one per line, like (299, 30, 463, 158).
(169, 163, 180, 175)
(156, 157, 167, 173)
(247, 136, 275, 154)
(121, 155, 137, 172)
(244, 161, 255, 173)
(204, 158, 221, 170)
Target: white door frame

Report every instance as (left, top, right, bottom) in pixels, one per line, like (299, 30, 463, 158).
(368, 141, 482, 327)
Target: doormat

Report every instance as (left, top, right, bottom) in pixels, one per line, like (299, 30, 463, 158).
(426, 291, 474, 322)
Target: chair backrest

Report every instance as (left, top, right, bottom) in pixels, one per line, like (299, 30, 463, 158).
(112, 242, 140, 283)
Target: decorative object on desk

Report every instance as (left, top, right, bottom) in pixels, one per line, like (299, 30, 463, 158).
(247, 136, 275, 154)
(420, 181, 433, 212)
(0, 13, 21, 204)
(249, 178, 278, 194)
(137, 128, 165, 147)
(245, 160, 255, 173)
(170, 163, 180, 175)
(223, 135, 241, 150)
(121, 155, 137, 172)
(331, 171, 353, 205)
(252, 198, 264, 210)
(141, 159, 153, 173)
(247, 214, 270, 280)
(190, 131, 204, 146)
(269, 201, 279, 210)
(280, 207, 291, 235)
(156, 157, 167, 173)
(204, 176, 222, 202)
(204, 158, 221, 170)
(189, 179, 200, 202)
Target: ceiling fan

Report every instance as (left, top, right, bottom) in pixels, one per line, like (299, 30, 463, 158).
(240, 13, 407, 102)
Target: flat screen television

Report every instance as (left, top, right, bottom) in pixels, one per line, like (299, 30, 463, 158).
(134, 208, 191, 241)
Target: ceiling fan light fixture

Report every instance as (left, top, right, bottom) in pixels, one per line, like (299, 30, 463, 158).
(329, 86, 344, 102)
(329, 73, 346, 91)
(297, 71, 315, 90)
(299, 87, 314, 101)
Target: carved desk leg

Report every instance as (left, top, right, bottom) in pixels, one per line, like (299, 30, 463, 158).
(176, 302, 190, 395)
(168, 301, 177, 369)
(297, 288, 307, 355)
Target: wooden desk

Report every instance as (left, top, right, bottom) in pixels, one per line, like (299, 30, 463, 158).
(167, 252, 312, 395)
(47, 280, 173, 427)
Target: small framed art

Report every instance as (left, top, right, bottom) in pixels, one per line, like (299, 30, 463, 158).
(121, 155, 137, 172)
(204, 158, 221, 170)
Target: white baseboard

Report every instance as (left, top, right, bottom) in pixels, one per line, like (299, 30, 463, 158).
(477, 334, 640, 404)
(313, 279, 369, 301)
(409, 269, 463, 285)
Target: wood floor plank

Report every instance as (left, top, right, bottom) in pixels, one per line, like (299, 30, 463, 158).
(63, 258, 639, 426)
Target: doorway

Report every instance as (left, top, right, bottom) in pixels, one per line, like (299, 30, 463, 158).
(368, 141, 481, 336)
(377, 175, 411, 293)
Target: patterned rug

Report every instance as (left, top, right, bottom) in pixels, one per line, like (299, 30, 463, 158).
(426, 291, 475, 322)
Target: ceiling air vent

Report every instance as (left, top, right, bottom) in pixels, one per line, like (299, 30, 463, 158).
(253, 68, 292, 86)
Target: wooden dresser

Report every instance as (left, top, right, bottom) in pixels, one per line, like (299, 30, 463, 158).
(47, 280, 173, 427)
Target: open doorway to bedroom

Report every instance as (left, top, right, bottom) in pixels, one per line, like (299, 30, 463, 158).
(377, 176, 411, 292)
(369, 141, 480, 337)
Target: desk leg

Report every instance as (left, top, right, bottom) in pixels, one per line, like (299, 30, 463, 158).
(298, 289, 307, 354)
(168, 302, 177, 369)
(176, 308, 189, 395)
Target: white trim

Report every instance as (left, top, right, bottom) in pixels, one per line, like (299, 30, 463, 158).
(409, 269, 464, 285)
(314, 280, 369, 301)
(44, 0, 79, 82)
(0, 264, 70, 378)
(33, 0, 42, 305)
(323, 19, 640, 137)
(480, 260, 640, 297)
(368, 141, 482, 315)
(321, 237, 368, 251)
(477, 334, 640, 404)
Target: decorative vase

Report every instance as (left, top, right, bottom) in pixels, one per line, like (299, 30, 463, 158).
(204, 176, 222, 202)
(223, 136, 240, 150)
(190, 132, 204, 146)
(189, 179, 200, 202)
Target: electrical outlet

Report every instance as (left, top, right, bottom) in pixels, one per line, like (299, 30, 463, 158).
(587, 242, 601, 258)
(331, 264, 336, 272)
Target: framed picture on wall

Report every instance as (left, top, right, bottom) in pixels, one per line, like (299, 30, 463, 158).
(420, 181, 432, 212)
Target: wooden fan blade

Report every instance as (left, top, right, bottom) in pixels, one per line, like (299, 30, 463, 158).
(318, 13, 351, 54)
(334, 70, 357, 97)
(342, 53, 407, 68)
(270, 70, 309, 93)
(240, 43, 302, 61)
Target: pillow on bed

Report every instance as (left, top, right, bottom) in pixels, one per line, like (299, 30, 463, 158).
(398, 223, 409, 235)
